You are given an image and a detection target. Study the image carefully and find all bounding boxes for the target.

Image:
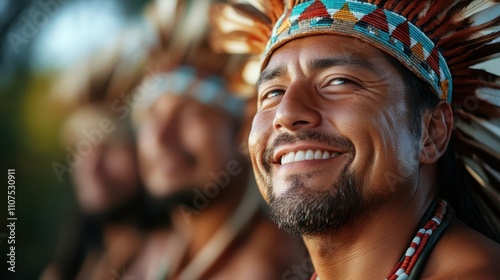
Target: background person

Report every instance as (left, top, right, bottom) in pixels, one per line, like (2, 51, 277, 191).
(41, 104, 146, 280)
(40, 30, 153, 279)
(125, 0, 306, 279)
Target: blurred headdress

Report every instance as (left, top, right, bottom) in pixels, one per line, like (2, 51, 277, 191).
(49, 21, 150, 145)
(132, 0, 253, 124)
(211, 0, 500, 219)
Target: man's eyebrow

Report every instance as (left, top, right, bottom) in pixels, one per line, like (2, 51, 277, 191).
(256, 65, 286, 89)
(308, 57, 376, 72)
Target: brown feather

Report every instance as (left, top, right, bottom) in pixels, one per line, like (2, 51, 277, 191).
(384, 0, 399, 10)
(438, 17, 500, 47)
(416, 0, 455, 27)
(393, 0, 417, 14)
(422, 0, 476, 36)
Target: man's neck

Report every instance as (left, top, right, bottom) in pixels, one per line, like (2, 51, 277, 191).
(303, 193, 436, 280)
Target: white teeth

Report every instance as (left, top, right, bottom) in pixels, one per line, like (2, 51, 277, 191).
(295, 150, 305, 161)
(305, 150, 314, 160)
(280, 149, 340, 164)
(314, 150, 322, 159)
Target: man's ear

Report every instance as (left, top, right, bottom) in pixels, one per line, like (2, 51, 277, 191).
(419, 101, 453, 164)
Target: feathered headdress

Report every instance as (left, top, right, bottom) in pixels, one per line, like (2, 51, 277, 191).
(211, 0, 500, 222)
(131, 0, 255, 124)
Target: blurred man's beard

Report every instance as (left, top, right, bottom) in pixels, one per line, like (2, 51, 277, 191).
(147, 186, 198, 211)
(268, 165, 368, 236)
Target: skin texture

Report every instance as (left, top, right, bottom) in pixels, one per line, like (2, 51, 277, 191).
(250, 34, 500, 279)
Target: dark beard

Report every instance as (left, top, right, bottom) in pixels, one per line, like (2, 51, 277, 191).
(268, 164, 368, 236)
(261, 130, 369, 236)
(146, 187, 197, 212)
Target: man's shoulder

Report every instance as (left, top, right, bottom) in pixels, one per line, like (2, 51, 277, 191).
(422, 220, 500, 279)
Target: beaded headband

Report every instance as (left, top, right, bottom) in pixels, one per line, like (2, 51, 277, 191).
(136, 66, 245, 118)
(263, 0, 452, 101)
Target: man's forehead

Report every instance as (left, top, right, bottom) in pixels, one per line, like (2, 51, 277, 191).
(257, 41, 383, 88)
(264, 35, 383, 68)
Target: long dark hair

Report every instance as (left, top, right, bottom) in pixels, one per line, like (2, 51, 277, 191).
(386, 54, 500, 243)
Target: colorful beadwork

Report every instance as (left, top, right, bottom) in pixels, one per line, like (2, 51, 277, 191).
(264, 0, 452, 102)
(385, 199, 449, 280)
(309, 199, 450, 280)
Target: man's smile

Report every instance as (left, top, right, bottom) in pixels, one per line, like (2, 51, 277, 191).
(280, 149, 341, 165)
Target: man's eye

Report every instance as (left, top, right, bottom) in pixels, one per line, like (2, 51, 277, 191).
(329, 78, 352, 85)
(264, 89, 285, 99)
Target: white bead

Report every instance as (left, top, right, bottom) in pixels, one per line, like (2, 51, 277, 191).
(412, 236, 421, 245)
(425, 229, 433, 235)
(406, 247, 416, 257)
(396, 273, 409, 280)
(396, 268, 405, 276)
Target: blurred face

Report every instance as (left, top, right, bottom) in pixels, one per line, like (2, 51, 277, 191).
(137, 94, 239, 198)
(73, 141, 140, 214)
(250, 35, 421, 235)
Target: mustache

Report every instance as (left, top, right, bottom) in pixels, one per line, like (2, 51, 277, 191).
(263, 130, 355, 165)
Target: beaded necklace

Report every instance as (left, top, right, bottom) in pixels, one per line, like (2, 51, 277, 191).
(310, 198, 454, 280)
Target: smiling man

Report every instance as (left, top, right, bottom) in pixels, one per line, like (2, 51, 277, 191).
(212, 0, 500, 279)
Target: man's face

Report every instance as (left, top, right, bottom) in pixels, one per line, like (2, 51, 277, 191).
(138, 94, 239, 198)
(73, 141, 139, 214)
(250, 35, 421, 235)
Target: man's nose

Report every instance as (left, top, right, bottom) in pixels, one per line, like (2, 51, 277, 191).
(273, 83, 321, 132)
(156, 115, 181, 147)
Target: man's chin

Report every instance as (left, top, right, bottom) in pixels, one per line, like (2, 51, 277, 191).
(268, 168, 368, 236)
(272, 176, 338, 198)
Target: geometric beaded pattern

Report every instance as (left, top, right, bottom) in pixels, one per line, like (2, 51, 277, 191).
(264, 0, 452, 102)
(140, 66, 245, 117)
